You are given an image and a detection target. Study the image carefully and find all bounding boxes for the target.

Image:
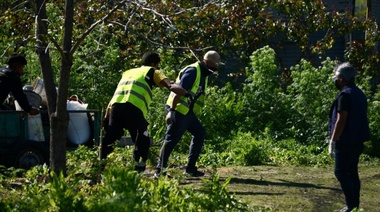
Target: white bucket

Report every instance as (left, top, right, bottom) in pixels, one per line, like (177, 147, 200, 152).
(32, 77, 48, 107)
(15, 91, 42, 110)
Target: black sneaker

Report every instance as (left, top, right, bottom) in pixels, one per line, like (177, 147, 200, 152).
(134, 162, 146, 173)
(184, 168, 205, 177)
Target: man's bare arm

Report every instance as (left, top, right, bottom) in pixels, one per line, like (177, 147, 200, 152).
(160, 78, 188, 96)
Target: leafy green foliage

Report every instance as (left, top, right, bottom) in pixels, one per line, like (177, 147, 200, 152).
(227, 131, 270, 166)
(196, 174, 248, 211)
(66, 146, 103, 182)
(366, 90, 380, 156)
(0, 147, 249, 211)
(198, 130, 331, 168)
(239, 46, 290, 137)
(285, 58, 336, 144)
(1, 2, 380, 209)
(201, 83, 244, 142)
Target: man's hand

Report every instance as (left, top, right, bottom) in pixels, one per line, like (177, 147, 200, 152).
(165, 110, 176, 125)
(328, 140, 336, 159)
(185, 93, 194, 106)
(28, 107, 40, 115)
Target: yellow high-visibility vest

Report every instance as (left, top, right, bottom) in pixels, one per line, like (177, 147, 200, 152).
(166, 62, 207, 115)
(109, 66, 153, 117)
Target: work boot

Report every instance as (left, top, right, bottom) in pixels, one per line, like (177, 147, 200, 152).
(184, 167, 205, 177)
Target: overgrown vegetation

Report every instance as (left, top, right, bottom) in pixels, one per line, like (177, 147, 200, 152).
(1, 44, 380, 210)
(1, 0, 380, 210)
(0, 146, 249, 211)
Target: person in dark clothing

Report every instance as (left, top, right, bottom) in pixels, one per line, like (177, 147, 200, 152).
(101, 51, 188, 172)
(328, 62, 370, 212)
(155, 50, 224, 177)
(0, 54, 39, 115)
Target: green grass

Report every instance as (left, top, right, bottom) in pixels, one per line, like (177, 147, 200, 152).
(214, 163, 379, 211)
(1, 147, 379, 211)
(135, 160, 378, 211)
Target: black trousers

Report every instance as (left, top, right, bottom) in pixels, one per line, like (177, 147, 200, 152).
(334, 142, 364, 209)
(101, 102, 150, 162)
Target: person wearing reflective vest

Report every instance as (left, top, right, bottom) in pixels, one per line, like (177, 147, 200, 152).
(155, 50, 224, 177)
(166, 62, 206, 116)
(101, 51, 189, 172)
(328, 62, 370, 212)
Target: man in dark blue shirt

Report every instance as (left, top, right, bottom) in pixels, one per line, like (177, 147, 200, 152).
(0, 54, 39, 115)
(155, 50, 224, 177)
(328, 62, 370, 212)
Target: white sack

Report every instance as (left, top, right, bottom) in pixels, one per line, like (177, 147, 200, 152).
(27, 114, 45, 141)
(67, 100, 90, 145)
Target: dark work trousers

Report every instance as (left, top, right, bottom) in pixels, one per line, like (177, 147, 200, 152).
(334, 142, 364, 209)
(157, 110, 206, 169)
(101, 102, 150, 162)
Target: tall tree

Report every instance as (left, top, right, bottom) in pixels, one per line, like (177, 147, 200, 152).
(33, 0, 126, 173)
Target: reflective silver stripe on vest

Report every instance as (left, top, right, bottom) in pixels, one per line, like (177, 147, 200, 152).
(188, 90, 196, 97)
(179, 98, 189, 107)
(114, 90, 149, 112)
(119, 80, 153, 98)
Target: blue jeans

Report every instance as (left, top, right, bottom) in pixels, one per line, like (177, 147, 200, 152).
(157, 110, 206, 170)
(334, 142, 363, 209)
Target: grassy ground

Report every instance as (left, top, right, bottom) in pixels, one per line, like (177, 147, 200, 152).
(212, 164, 380, 211)
(155, 162, 379, 212)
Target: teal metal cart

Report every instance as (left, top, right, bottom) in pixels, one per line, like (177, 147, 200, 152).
(0, 109, 100, 169)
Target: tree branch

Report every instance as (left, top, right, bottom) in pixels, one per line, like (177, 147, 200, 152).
(34, 0, 65, 58)
(109, 20, 213, 53)
(70, 0, 128, 55)
(131, 1, 214, 27)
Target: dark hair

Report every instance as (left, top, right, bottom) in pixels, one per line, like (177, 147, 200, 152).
(6, 54, 27, 65)
(142, 51, 160, 66)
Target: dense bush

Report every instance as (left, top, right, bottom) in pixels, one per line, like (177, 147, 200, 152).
(188, 45, 380, 168)
(199, 131, 331, 168)
(285, 58, 336, 144)
(0, 146, 248, 211)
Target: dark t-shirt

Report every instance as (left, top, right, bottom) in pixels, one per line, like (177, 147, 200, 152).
(179, 62, 211, 94)
(336, 92, 350, 112)
(0, 68, 31, 112)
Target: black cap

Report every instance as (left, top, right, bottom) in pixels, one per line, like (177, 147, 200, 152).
(6, 54, 27, 65)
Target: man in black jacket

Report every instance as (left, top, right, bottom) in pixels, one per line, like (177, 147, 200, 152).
(0, 54, 39, 115)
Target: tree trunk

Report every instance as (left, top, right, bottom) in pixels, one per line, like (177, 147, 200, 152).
(35, 0, 64, 173)
(33, 0, 121, 173)
(49, 0, 75, 174)
(34, 0, 75, 174)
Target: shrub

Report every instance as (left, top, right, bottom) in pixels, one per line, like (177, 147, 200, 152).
(285, 58, 336, 144)
(240, 46, 289, 135)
